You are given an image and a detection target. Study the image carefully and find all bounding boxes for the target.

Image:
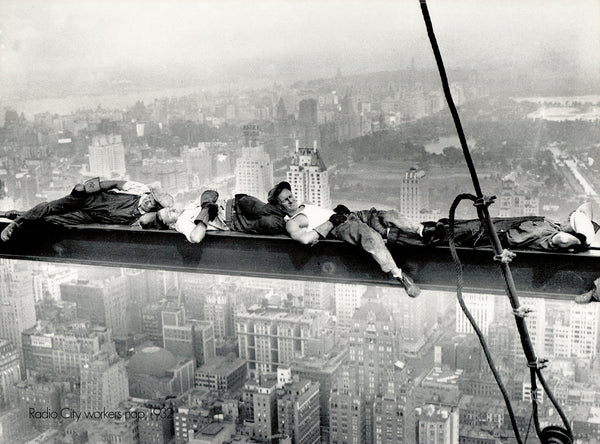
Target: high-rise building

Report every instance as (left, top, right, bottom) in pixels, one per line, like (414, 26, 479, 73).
(0, 340, 20, 408)
(455, 293, 495, 335)
(348, 303, 399, 400)
(22, 321, 111, 379)
(142, 299, 176, 345)
(329, 389, 367, 444)
(255, 380, 279, 442)
(392, 288, 434, 355)
(496, 180, 539, 217)
(80, 349, 129, 412)
(291, 349, 346, 443)
(414, 402, 459, 444)
(195, 355, 247, 392)
(162, 306, 216, 367)
(277, 379, 320, 444)
(0, 260, 36, 373)
(569, 303, 598, 358)
(88, 134, 126, 178)
(204, 284, 236, 339)
(347, 302, 400, 444)
(334, 284, 366, 330)
(302, 281, 334, 311)
(297, 98, 320, 148)
(286, 141, 331, 208)
(61, 277, 129, 337)
(32, 265, 78, 303)
(236, 306, 329, 377)
(399, 167, 429, 224)
(372, 395, 405, 444)
(182, 144, 212, 187)
(274, 97, 294, 158)
(235, 125, 273, 197)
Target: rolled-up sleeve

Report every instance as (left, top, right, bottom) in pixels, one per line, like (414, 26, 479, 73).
(174, 206, 202, 242)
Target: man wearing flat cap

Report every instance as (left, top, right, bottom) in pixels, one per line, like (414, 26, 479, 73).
(267, 181, 421, 298)
(0, 178, 174, 241)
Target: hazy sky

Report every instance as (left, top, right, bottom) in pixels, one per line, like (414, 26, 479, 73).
(0, 0, 598, 97)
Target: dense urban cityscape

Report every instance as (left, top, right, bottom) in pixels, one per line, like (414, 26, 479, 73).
(1, 1, 600, 443)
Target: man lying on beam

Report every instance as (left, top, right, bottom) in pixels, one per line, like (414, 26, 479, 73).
(381, 202, 598, 253)
(267, 181, 421, 298)
(0, 178, 174, 241)
(147, 190, 287, 243)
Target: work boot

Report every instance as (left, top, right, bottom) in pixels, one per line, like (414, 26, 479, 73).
(395, 272, 421, 298)
(1, 221, 20, 242)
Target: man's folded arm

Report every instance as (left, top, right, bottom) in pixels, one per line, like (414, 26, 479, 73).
(286, 219, 328, 245)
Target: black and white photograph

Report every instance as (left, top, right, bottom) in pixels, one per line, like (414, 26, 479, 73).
(0, 0, 599, 443)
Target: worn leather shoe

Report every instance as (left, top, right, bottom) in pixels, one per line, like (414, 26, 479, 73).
(396, 273, 421, 298)
(1, 221, 19, 242)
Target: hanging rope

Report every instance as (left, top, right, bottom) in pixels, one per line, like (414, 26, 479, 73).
(418, 0, 573, 442)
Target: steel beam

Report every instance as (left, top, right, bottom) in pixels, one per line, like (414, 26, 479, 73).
(0, 221, 597, 300)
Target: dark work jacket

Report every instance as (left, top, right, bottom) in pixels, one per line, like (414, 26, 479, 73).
(226, 194, 286, 235)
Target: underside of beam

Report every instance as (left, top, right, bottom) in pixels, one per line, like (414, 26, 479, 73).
(0, 222, 598, 300)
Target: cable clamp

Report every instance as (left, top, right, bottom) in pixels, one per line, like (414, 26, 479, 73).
(527, 358, 548, 370)
(494, 249, 516, 263)
(530, 389, 538, 401)
(473, 195, 496, 208)
(513, 306, 533, 318)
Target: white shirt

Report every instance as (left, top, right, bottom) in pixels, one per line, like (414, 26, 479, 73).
(287, 204, 334, 232)
(174, 201, 228, 242)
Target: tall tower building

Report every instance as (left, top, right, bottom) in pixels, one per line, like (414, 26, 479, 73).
(0, 260, 36, 373)
(297, 98, 320, 148)
(329, 388, 367, 444)
(334, 284, 366, 330)
(88, 134, 126, 178)
(277, 379, 321, 444)
(455, 293, 495, 335)
(0, 340, 20, 408)
(61, 276, 129, 337)
(347, 303, 400, 444)
(204, 284, 236, 339)
(348, 303, 399, 400)
(235, 124, 273, 197)
(236, 307, 328, 377)
(373, 395, 405, 444)
(286, 141, 331, 208)
(80, 349, 129, 412)
(249, 378, 278, 442)
(162, 306, 216, 367)
(399, 167, 429, 224)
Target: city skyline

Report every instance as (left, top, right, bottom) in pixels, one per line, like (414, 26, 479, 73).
(0, 1, 599, 442)
(0, 0, 598, 108)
